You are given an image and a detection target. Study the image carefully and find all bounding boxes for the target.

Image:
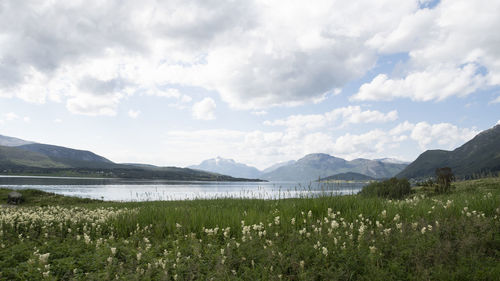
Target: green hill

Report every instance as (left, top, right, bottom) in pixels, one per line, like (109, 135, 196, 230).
(17, 143, 117, 169)
(397, 125, 500, 179)
(319, 172, 375, 181)
(0, 145, 68, 168)
(0, 136, 261, 181)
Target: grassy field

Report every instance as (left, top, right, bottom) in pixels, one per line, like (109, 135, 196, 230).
(1, 178, 499, 280)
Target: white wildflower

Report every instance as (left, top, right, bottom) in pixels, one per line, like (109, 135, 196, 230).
(322, 247, 328, 256)
(39, 253, 50, 264)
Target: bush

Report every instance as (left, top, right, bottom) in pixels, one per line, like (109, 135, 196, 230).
(435, 167, 454, 194)
(359, 177, 412, 199)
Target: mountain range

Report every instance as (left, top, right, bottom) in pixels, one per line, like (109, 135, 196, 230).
(260, 154, 408, 181)
(0, 135, 254, 181)
(2, 123, 499, 181)
(397, 124, 500, 179)
(189, 154, 409, 181)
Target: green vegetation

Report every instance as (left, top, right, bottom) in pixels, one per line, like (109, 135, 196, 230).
(0, 146, 67, 169)
(1, 179, 500, 280)
(0, 188, 100, 206)
(359, 177, 412, 199)
(319, 172, 375, 181)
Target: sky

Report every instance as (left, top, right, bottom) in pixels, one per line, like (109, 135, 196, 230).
(0, 0, 499, 170)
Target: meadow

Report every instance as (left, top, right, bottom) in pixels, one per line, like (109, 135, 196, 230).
(1, 178, 499, 280)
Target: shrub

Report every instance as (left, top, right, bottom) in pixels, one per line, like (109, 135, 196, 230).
(435, 167, 454, 194)
(359, 177, 412, 199)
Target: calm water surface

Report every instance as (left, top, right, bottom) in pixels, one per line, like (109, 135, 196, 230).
(0, 176, 365, 201)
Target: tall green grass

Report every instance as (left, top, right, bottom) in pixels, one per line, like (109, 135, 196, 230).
(1, 178, 499, 280)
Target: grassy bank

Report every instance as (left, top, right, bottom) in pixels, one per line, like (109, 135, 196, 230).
(1, 178, 499, 280)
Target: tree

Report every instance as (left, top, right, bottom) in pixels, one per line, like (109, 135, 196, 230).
(435, 167, 454, 193)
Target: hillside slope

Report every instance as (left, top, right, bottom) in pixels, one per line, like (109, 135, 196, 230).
(0, 134, 34, 147)
(17, 143, 116, 169)
(319, 172, 375, 181)
(0, 145, 68, 168)
(397, 125, 500, 179)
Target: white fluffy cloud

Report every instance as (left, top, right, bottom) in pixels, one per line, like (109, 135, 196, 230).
(0, 0, 421, 113)
(192, 97, 216, 120)
(388, 121, 479, 150)
(355, 0, 500, 102)
(352, 64, 487, 101)
(66, 94, 121, 116)
(264, 106, 398, 131)
(1, 0, 498, 115)
(409, 122, 478, 150)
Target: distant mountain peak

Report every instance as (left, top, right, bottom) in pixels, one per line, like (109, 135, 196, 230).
(301, 153, 337, 159)
(189, 157, 262, 179)
(205, 157, 236, 166)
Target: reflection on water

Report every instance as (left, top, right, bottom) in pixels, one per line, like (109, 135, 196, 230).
(0, 176, 365, 201)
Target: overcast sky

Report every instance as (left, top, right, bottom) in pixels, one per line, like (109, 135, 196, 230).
(0, 0, 499, 169)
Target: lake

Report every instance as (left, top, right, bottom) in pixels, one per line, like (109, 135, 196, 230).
(0, 176, 365, 201)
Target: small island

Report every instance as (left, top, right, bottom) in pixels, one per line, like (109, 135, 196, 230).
(317, 172, 376, 182)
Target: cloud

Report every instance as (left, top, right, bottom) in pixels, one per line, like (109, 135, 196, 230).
(490, 95, 500, 104)
(0, 112, 30, 124)
(128, 110, 141, 119)
(356, 0, 500, 102)
(352, 64, 487, 102)
(4, 112, 19, 121)
(2, 0, 498, 113)
(192, 97, 216, 120)
(264, 106, 398, 131)
(66, 94, 121, 116)
(0, 0, 419, 112)
(409, 122, 478, 150)
(389, 121, 479, 150)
